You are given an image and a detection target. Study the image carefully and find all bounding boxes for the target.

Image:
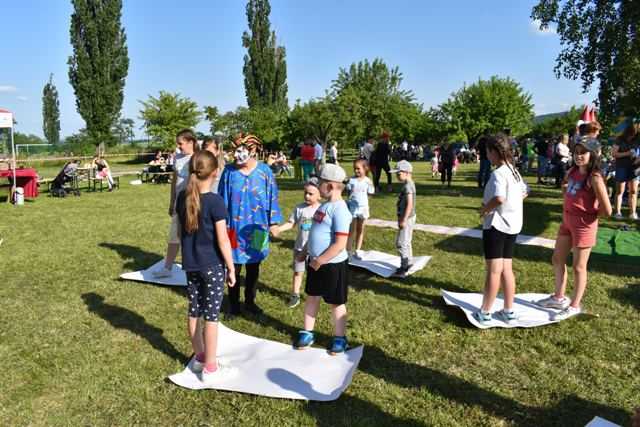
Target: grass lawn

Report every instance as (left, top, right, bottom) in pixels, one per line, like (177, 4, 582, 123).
(1, 163, 638, 426)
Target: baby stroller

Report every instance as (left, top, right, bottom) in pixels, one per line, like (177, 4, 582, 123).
(50, 161, 80, 197)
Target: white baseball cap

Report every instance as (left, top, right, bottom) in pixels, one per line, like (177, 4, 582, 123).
(390, 160, 413, 173)
(319, 163, 347, 183)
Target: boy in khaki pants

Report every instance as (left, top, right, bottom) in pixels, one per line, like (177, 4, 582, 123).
(391, 160, 416, 277)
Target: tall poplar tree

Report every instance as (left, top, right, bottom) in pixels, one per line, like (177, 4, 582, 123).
(42, 74, 61, 145)
(242, 0, 288, 109)
(68, 0, 129, 145)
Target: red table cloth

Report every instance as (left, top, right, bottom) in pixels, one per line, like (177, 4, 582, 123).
(0, 168, 39, 198)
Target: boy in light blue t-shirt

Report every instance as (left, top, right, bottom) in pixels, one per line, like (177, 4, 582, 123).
(294, 164, 352, 355)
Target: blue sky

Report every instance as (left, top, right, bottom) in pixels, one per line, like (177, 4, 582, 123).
(0, 0, 596, 139)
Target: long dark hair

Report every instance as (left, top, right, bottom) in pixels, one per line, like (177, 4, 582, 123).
(184, 151, 219, 233)
(569, 138, 602, 190)
(486, 133, 522, 182)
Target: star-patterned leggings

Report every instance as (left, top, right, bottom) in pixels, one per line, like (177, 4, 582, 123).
(186, 265, 225, 321)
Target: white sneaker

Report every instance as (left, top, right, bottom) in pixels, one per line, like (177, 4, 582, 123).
(630, 212, 639, 220)
(151, 266, 172, 278)
(200, 363, 238, 385)
(553, 305, 581, 320)
(535, 295, 571, 310)
(190, 356, 226, 373)
(613, 213, 624, 220)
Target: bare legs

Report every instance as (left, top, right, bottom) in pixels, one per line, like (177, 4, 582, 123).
(551, 235, 592, 308)
(303, 295, 347, 336)
(188, 317, 219, 368)
(615, 180, 638, 216)
(292, 271, 303, 295)
(164, 242, 179, 270)
(480, 258, 515, 312)
(347, 217, 366, 253)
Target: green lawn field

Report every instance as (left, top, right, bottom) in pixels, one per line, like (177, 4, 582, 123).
(1, 162, 638, 426)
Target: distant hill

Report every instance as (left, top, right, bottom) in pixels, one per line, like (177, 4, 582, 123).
(533, 111, 569, 124)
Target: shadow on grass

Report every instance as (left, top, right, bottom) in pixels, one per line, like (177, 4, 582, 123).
(360, 344, 630, 426)
(305, 394, 424, 426)
(609, 282, 640, 311)
(348, 269, 471, 328)
(434, 233, 640, 278)
(81, 292, 187, 364)
(99, 242, 162, 271)
(252, 302, 627, 425)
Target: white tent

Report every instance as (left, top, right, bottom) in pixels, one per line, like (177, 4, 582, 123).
(0, 108, 16, 203)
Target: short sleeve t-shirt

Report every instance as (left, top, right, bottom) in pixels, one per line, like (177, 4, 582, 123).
(289, 202, 320, 251)
(314, 144, 324, 161)
(174, 153, 192, 194)
(362, 143, 374, 161)
(397, 181, 416, 218)
(307, 200, 352, 263)
(176, 191, 228, 272)
(482, 164, 528, 234)
(615, 141, 634, 169)
(347, 177, 374, 210)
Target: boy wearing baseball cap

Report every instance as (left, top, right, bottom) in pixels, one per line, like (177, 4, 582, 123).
(391, 160, 416, 277)
(294, 164, 352, 355)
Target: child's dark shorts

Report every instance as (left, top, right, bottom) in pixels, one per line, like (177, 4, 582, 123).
(305, 260, 348, 305)
(186, 264, 225, 321)
(482, 227, 518, 259)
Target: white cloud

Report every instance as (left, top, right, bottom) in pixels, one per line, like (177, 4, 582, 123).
(0, 85, 18, 93)
(530, 19, 556, 36)
(16, 96, 28, 101)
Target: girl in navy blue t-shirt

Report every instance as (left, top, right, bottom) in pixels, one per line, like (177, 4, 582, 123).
(176, 150, 236, 384)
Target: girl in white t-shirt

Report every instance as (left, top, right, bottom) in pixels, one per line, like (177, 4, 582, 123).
(346, 159, 375, 257)
(476, 134, 528, 324)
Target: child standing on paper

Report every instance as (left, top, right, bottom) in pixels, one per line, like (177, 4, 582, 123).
(475, 134, 528, 324)
(176, 150, 236, 384)
(346, 159, 375, 258)
(391, 160, 416, 277)
(153, 129, 199, 278)
(270, 178, 322, 308)
(536, 137, 612, 319)
(294, 164, 352, 355)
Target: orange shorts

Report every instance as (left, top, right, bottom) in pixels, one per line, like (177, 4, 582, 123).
(557, 213, 598, 248)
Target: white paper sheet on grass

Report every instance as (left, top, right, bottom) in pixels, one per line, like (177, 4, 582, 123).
(348, 250, 431, 278)
(442, 290, 564, 329)
(168, 323, 363, 401)
(585, 417, 621, 427)
(119, 260, 186, 287)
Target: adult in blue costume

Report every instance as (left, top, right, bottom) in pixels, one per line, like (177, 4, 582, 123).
(218, 134, 282, 316)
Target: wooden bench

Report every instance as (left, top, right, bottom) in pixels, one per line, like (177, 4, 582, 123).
(89, 174, 120, 192)
(138, 170, 173, 184)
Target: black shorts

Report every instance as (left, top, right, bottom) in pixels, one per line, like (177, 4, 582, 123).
(482, 227, 517, 259)
(305, 260, 348, 305)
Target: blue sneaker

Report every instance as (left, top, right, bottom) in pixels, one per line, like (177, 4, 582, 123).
(294, 330, 314, 350)
(495, 309, 517, 324)
(328, 336, 348, 355)
(473, 310, 492, 324)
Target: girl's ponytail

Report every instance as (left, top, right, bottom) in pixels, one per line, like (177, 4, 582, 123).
(184, 151, 218, 233)
(185, 170, 201, 233)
